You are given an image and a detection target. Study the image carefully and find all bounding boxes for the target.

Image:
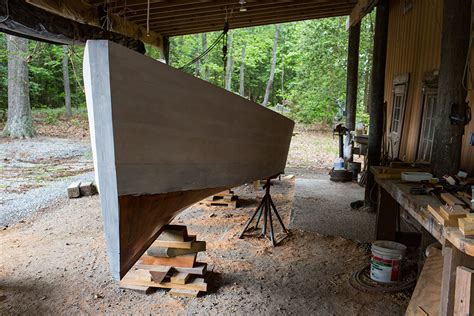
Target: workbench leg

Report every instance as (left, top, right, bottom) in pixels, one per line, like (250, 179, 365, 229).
(440, 244, 474, 316)
(375, 186, 398, 241)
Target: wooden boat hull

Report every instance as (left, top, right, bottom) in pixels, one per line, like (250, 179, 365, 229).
(83, 40, 294, 279)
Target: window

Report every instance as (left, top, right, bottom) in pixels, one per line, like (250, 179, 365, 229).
(417, 83, 438, 162)
(389, 74, 410, 159)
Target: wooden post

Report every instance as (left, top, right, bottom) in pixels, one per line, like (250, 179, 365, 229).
(454, 266, 474, 315)
(431, 0, 471, 177)
(364, 0, 389, 205)
(344, 22, 360, 163)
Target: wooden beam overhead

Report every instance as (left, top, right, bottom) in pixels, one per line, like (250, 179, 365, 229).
(128, 1, 354, 24)
(147, 6, 354, 30)
(159, 10, 352, 36)
(24, 0, 162, 47)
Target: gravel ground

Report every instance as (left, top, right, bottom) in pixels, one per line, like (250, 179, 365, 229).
(0, 137, 93, 227)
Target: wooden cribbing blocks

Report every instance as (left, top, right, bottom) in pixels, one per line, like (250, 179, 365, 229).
(120, 224, 209, 297)
(201, 190, 239, 208)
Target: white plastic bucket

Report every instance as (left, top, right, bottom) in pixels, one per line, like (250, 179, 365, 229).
(370, 240, 407, 283)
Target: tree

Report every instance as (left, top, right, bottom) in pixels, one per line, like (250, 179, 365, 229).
(62, 45, 72, 118)
(262, 24, 280, 107)
(2, 35, 34, 138)
(224, 32, 233, 91)
(239, 43, 246, 96)
(201, 33, 209, 81)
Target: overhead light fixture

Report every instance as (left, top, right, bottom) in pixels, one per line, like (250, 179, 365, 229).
(239, 0, 247, 12)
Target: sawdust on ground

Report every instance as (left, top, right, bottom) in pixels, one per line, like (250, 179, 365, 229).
(0, 177, 409, 315)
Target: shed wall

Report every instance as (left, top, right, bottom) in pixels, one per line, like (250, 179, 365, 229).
(383, 0, 474, 173)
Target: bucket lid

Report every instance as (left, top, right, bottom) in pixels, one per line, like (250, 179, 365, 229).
(372, 240, 407, 256)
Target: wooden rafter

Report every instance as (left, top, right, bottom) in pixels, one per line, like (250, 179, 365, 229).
(24, 0, 162, 47)
(86, 0, 356, 36)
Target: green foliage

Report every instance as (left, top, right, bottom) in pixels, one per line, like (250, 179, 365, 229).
(0, 14, 374, 126)
(0, 33, 85, 115)
(162, 16, 374, 125)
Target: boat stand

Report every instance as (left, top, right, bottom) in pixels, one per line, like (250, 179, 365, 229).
(239, 178, 289, 246)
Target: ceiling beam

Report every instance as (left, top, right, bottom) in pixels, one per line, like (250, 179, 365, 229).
(127, 1, 353, 24)
(146, 5, 354, 30)
(158, 10, 350, 36)
(119, 0, 347, 18)
(24, 0, 162, 47)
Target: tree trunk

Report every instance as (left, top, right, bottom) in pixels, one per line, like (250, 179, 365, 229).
(344, 23, 361, 162)
(262, 24, 280, 107)
(431, 0, 471, 178)
(3, 35, 34, 138)
(239, 43, 246, 97)
(63, 45, 72, 118)
(364, 0, 389, 205)
(195, 34, 201, 77)
(224, 32, 233, 91)
(201, 33, 209, 81)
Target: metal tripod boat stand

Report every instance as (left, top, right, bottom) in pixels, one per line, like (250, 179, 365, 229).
(239, 178, 289, 246)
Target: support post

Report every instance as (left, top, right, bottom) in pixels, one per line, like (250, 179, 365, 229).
(364, 0, 389, 205)
(431, 0, 471, 177)
(344, 22, 360, 163)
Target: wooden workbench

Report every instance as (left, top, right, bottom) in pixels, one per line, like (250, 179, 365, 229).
(372, 167, 474, 316)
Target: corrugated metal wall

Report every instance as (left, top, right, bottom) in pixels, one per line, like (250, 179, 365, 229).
(384, 0, 474, 173)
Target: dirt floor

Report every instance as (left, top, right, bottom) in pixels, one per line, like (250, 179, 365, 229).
(0, 120, 411, 314)
(0, 176, 409, 315)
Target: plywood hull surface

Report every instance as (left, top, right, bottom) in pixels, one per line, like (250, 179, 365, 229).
(83, 40, 294, 279)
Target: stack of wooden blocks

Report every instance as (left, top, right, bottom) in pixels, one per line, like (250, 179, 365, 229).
(120, 225, 209, 297)
(201, 189, 238, 208)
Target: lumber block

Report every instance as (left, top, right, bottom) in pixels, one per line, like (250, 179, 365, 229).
(169, 288, 199, 298)
(147, 241, 206, 257)
(150, 266, 171, 283)
(119, 277, 207, 292)
(158, 225, 188, 242)
(150, 240, 193, 250)
(440, 193, 464, 206)
(67, 181, 81, 198)
(79, 181, 97, 196)
(119, 284, 153, 294)
(428, 204, 468, 227)
(137, 262, 207, 276)
(454, 266, 474, 316)
(170, 272, 191, 285)
(139, 253, 197, 268)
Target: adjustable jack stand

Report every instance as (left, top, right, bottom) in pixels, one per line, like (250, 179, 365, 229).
(239, 178, 289, 246)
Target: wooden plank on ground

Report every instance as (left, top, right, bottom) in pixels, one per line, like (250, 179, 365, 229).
(140, 254, 197, 268)
(454, 266, 474, 315)
(119, 284, 153, 294)
(79, 181, 97, 196)
(119, 277, 207, 292)
(136, 262, 207, 276)
(147, 241, 206, 257)
(169, 288, 199, 298)
(158, 225, 188, 241)
(67, 181, 81, 198)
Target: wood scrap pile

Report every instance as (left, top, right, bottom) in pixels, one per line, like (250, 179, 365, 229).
(201, 190, 238, 208)
(120, 225, 209, 297)
(67, 181, 97, 198)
